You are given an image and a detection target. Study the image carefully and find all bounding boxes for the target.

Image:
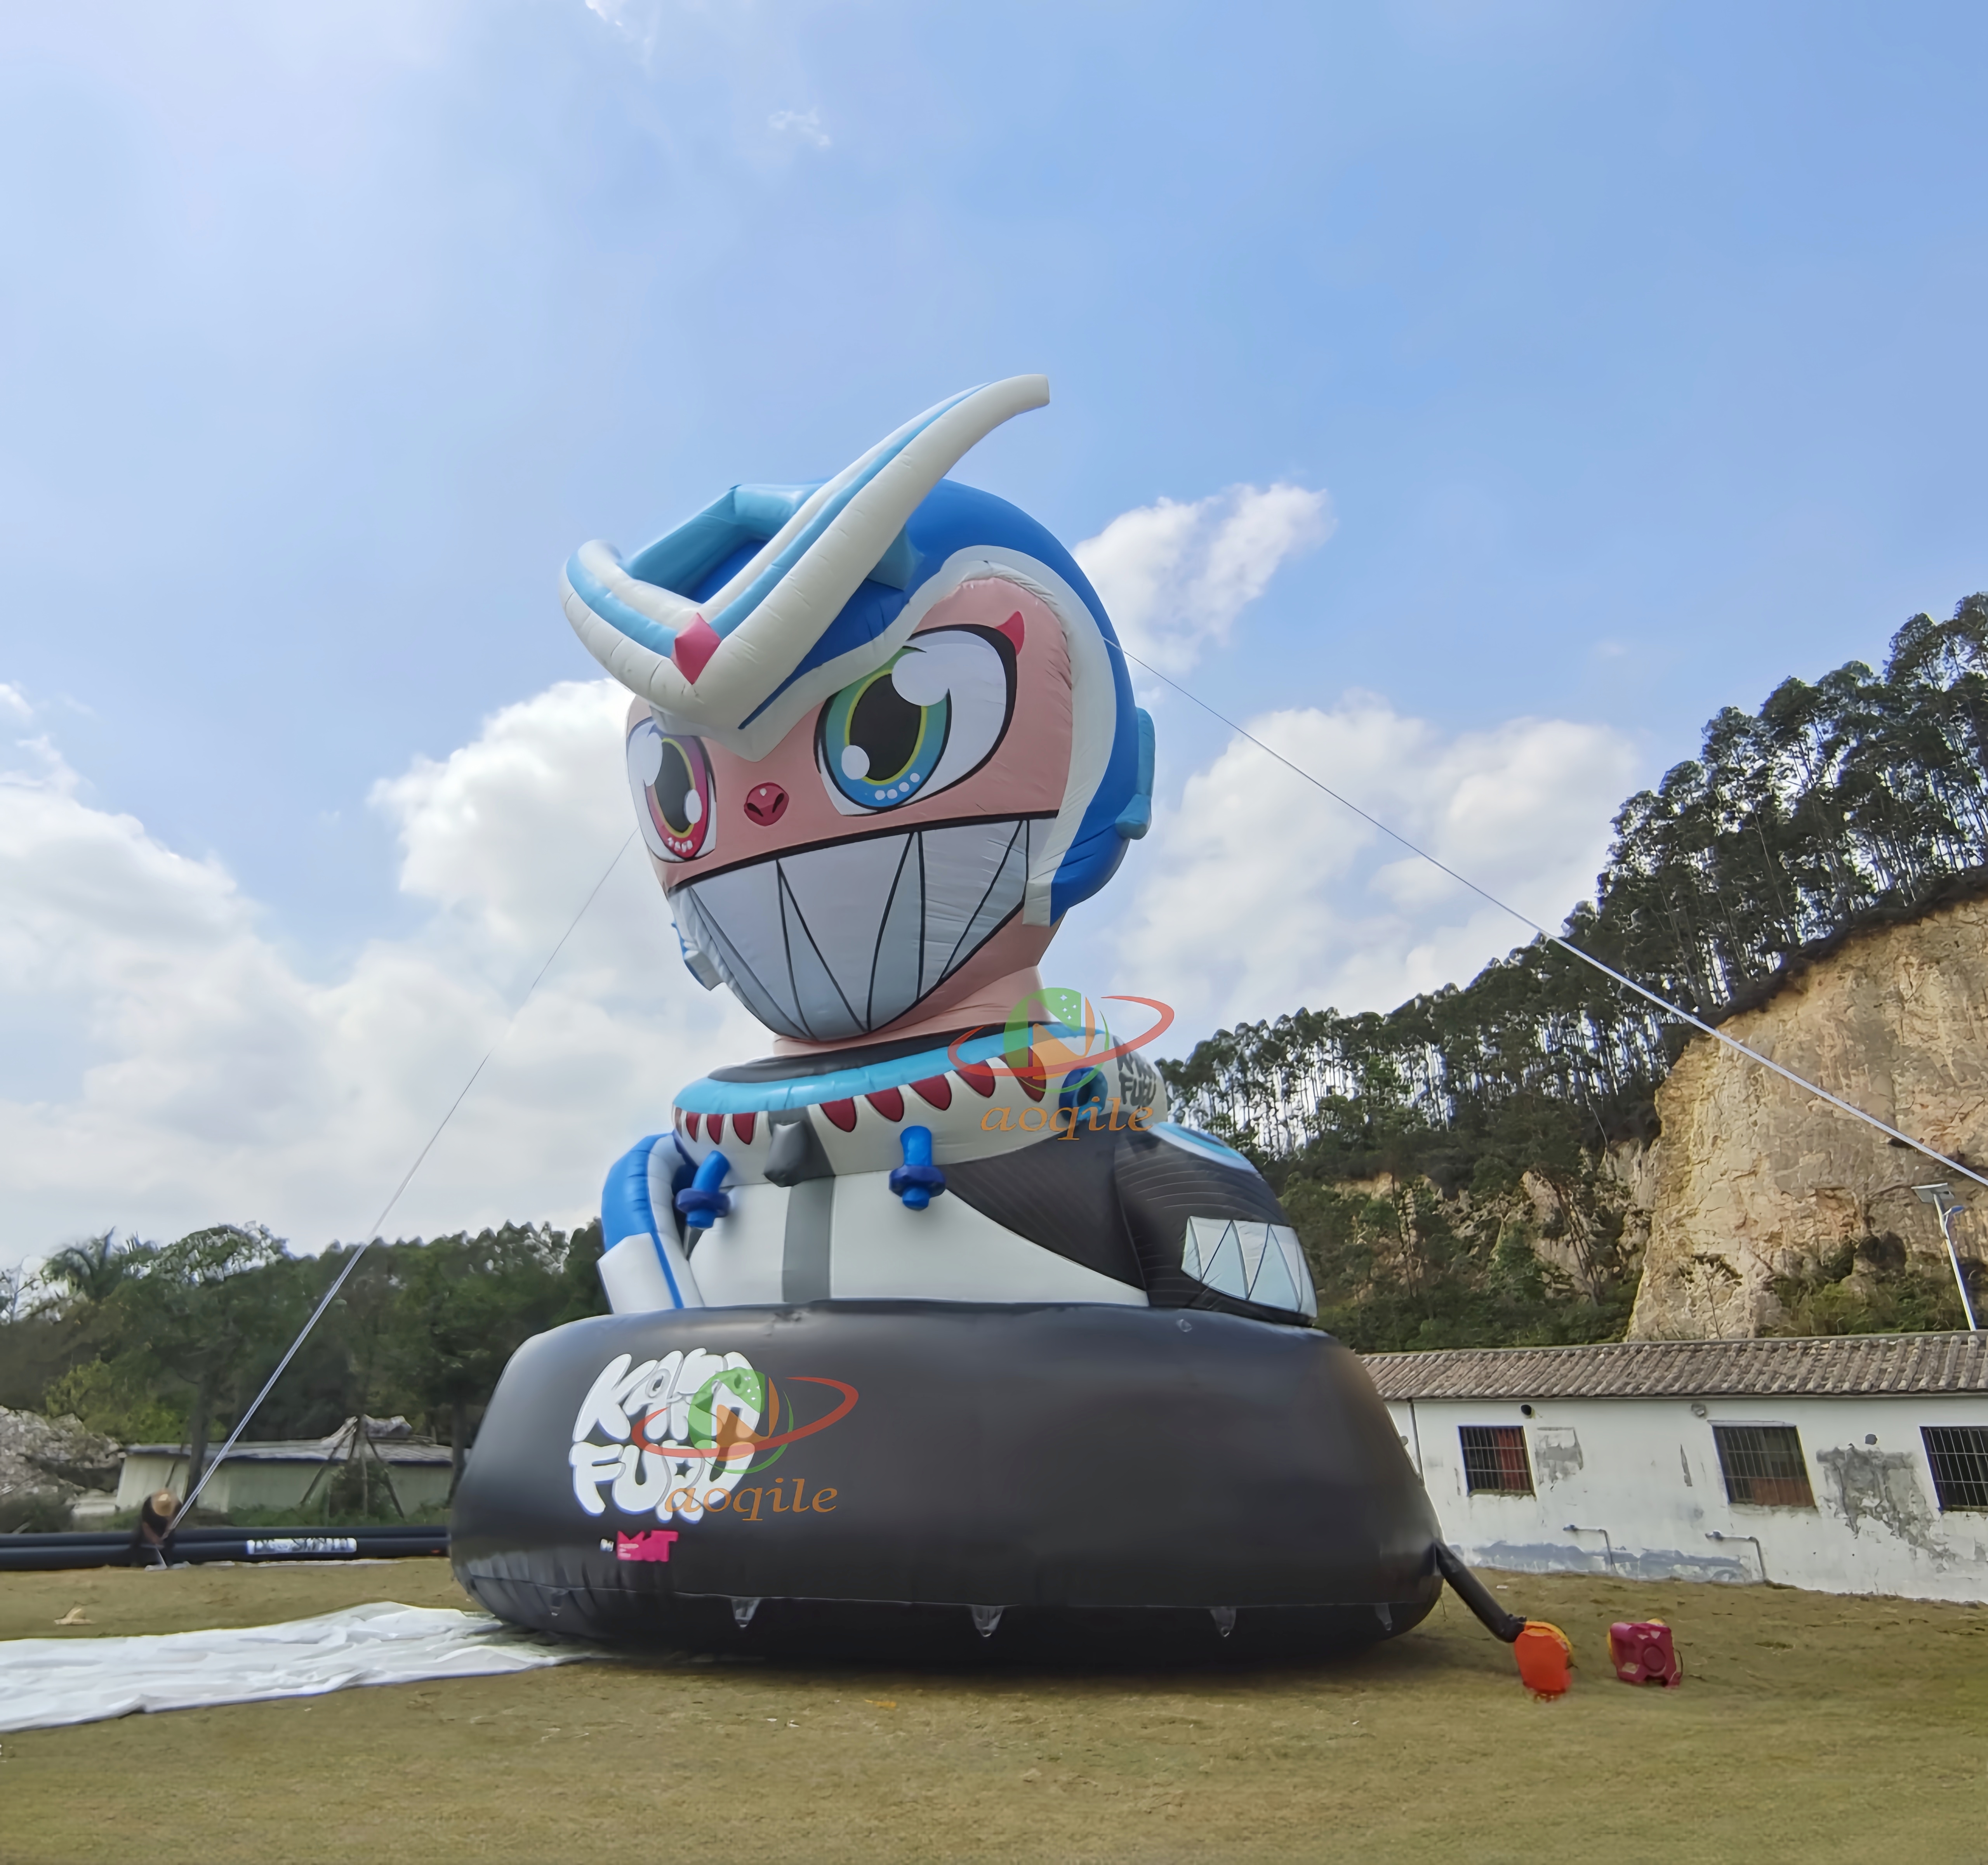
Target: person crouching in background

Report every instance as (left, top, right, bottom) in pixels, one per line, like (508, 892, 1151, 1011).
(129, 1490, 179, 1566)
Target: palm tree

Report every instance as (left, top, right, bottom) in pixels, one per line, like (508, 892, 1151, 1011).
(44, 1232, 135, 1306)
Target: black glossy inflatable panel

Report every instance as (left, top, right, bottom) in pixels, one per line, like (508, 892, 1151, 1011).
(452, 1301, 1442, 1658)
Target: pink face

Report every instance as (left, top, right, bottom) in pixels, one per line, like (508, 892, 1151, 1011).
(625, 577, 1076, 1044)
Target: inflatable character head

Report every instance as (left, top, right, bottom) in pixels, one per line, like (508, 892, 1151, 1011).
(563, 377, 1155, 1046)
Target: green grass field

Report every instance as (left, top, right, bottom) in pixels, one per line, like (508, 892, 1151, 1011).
(3, 1562, 1985, 1864)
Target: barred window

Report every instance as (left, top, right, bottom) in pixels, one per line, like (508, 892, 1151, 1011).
(1712, 1424, 1814, 1507)
(1459, 1425, 1534, 1496)
(1921, 1426, 1988, 1511)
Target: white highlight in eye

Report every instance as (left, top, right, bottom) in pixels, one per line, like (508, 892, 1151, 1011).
(632, 725, 664, 786)
(684, 789, 703, 825)
(917, 630, 1011, 796)
(841, 745, 871, 780)
(891, 646, 951, 708)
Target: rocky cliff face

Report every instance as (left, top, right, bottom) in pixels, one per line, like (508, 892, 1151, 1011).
(1627, 899, 1988, 1339)
(0, 1407, 121, 1531)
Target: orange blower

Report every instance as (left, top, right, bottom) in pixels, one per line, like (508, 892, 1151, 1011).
(1430, 1544, 1573, 1697)
(1512, 1620, 1573, 1697)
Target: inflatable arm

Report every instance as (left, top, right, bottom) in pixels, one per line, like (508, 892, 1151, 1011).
(595, 1134, 705, 1313)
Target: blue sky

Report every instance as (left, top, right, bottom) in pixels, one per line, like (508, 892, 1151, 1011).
(2, 0, 1983, 1262)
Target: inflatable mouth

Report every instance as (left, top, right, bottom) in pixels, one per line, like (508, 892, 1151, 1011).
(671, 817, 1046, 1041)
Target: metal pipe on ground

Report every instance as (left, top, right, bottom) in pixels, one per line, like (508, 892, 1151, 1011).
(0, 1526, 448, 1573)
(1, 1525, 445, 1549)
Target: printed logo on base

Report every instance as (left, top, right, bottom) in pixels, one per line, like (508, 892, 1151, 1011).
(569, 1347, 856, 1526)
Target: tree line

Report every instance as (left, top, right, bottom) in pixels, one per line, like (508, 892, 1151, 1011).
(1157, 597, 1988, 1350)
(9, 600, 1982, 1434)
(1161, 597, 1988, 1162)
(3, 1221, 607, 1505)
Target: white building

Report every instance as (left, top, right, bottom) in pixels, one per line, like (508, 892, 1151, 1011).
(117, 1419, 454, 1519)
(1366, 1332, 1988, 1603)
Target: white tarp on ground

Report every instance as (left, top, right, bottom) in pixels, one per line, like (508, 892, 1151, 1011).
(0, 1603, 594, 1733)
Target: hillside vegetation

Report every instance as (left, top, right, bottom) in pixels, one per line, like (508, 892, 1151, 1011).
(1159, 596, 1988, 1350)
(9, 602, 1984, 1464)
(0, 1222, 607, 1521)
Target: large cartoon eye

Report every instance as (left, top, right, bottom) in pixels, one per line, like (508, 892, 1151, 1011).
(627, 717, 715, 863)
(816, 627, 1016, 814)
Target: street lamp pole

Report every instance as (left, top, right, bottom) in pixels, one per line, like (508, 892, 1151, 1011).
(1915, 1184, 1979, 1332)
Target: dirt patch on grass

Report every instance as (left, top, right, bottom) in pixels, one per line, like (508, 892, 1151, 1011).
(3, 1564, 1985, 1863)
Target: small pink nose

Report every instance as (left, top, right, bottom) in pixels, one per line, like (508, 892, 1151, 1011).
(745, 783, 789, 827)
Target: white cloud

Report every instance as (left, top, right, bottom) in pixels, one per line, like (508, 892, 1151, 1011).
(580, 0, 668, 61)
(768, 108, 831, 149)
(0, 682, 761, 1269)
(374, 682, 640, 964)
(1108, 695, 1639, 1038)
(1073, 483, 1334, 676)
(0, 656, 1638, 1269)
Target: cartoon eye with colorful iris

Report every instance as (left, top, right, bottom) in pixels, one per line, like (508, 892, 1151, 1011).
(816, 627, 1016, 814)
(627, 717, 715, 863)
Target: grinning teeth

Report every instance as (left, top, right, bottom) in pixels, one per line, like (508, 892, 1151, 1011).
(671, 819, 1037, 1042)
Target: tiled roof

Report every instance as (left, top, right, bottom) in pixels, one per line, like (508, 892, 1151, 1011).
(1360, 1332, 1988, 1401)
(124, 1440, 451, 1466)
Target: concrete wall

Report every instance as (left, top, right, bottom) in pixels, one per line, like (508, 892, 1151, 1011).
(116, 1451, 453, 1518)
(1387, 1391, 1988, 1603)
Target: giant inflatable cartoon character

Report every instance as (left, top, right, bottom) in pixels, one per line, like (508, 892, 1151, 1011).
(451, 380, 1449, 1658)
(575, 375, 1313, 1323)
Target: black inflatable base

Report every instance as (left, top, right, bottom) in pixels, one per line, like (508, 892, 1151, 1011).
(453, 1301, 1443, 1663)
(462, 1585, 1440, 1667)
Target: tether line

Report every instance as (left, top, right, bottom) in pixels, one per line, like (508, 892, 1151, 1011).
(176, 831, 638, 1524)
(1109, 639, 1988, 1198)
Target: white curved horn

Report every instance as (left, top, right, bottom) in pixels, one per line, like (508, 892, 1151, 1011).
(563, 376, 1049, 729)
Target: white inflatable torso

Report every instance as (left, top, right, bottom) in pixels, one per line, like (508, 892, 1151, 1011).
(598, 1028, 1317, 1325)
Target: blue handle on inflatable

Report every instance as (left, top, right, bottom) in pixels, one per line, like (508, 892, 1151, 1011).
(674, 1148, 732, 1226)
(888, 1125, 946, 1211)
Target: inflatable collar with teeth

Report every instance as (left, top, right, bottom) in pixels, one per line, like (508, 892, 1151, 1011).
(452, 382, 1447, 1658)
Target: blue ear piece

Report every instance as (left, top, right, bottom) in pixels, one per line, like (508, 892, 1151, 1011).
(1115, 707, 1156, 840)
(888, 1126, 947, 1210)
